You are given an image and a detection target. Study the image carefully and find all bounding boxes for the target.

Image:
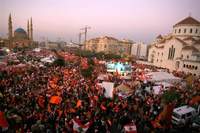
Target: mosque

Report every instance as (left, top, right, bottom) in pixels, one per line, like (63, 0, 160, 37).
(0, 14, 38, 49)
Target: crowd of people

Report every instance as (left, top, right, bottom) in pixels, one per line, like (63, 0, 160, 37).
(0, 49, 200, 133)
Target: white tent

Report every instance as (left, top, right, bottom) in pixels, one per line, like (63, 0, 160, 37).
(155, 82, 174, 89)
(145, 72, 182, 83)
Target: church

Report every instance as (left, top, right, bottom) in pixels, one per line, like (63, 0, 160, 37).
(0, 14, 38, 50)
(148, 15, 200, 75)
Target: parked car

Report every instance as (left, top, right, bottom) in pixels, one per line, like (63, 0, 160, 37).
(192, 116, 200, 128)
(172, 105, 199, 125)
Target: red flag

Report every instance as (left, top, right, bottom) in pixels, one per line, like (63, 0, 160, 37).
(53, 76, 58, 84)
(140, 74, 144, 81)
(135, 98, 141, 102)
(189, 96, 200, 105)
(69, 108, 76, 113)
(163, 103, 175, 130)
(116, 68, 119, 77)
(38, 95, 45, 108)
(59, 110, 63, 120)
(151, 121, 163, 129)
(157, 112, 162, 122)
(47, 104, 53, 114)
(107, 119, 112, 126)
(101, 104, 107, 110)
(49, 96, 61, 104)
(94, 96, 99, 101)
(83, 66, 88, 69)
(0, 111, 10, 127)
(20, 122, 25, 133)
(76, 100, 82, 108)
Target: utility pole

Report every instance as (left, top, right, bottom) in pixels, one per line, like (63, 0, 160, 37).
(80, 26, 91, 50)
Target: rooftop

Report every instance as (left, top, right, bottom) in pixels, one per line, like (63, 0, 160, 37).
(173, 16, 200, 27)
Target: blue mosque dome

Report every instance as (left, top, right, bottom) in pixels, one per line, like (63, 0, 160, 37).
(17, 34, 26, 37)
(15, 28, 26, 33)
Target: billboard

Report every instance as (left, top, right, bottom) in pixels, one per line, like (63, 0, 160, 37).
(107, 62, 132, 73)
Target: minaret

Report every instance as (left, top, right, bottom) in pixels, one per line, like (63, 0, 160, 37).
(27, 19, 30, 39)
(30, 17, 33, 42)
(8, 13, 12, 40)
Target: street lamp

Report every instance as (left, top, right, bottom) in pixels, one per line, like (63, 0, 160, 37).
(70, 40, 83, 89)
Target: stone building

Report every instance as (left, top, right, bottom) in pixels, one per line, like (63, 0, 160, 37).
(148, 15, 200, 75)
(0, 14, 38, 50)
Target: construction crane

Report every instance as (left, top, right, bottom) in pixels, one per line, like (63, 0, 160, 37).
(80, 26, 91, 50)
(57, 37, 63, 43)
(40, 37, 46, 42)
(78, 32, 85, 44)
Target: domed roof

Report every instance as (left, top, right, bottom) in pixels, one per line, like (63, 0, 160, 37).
(173, 16, 200, 27)
(17, 34, 26, 37)
(15, 28, 26, 33)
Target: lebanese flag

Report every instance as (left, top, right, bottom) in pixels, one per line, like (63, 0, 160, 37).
(72, 117, 92, 133)
(0, 111, 10, 127)
(124, 122, 137, 133)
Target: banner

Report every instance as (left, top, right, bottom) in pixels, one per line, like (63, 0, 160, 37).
(72, 117, 92, 133)
(102, 82, 114, 98)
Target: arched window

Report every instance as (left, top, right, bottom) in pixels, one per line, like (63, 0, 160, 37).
(187, 55, 189, 59)
(196, 29, 198, 34)
(183, 64, 186, 68)
(184, 29, 186, 33)
(186, 65, 188, 67)
(179, 29, 181, 33)
(190, 28, 193, 33)
(189, 65, 191, 67)
(195, 66, 198, 70)
(168, 45, 175, 60)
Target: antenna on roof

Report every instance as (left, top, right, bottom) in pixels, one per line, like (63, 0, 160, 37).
(189, 13, 192, 17)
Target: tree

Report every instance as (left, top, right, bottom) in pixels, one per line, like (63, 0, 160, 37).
(53, 56, 65, 67)
(81, 58, 95, 79)
(159, 87, 180, 105)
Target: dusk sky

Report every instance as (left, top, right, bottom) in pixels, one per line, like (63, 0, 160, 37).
(0, 0, 200, 44)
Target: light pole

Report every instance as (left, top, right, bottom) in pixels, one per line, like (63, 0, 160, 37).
(70, 40, 83, 89)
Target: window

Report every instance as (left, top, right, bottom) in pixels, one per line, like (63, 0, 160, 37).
(184, 29, 186, 33)
(196, 29, 198, 34)
(179, 29, 181, 33)
(195, 66, 198, 70)
(162, 53, 163, 56)
(190, 28, 193, 33)
(189, 65, 191, 67)
(168, 48, 171, 59)
(157, 59, 158, 62)
(187, 55, 189, 59)
(183, 64, 186, 68)
(158, 52, 159, 56)
(186, 65, 188, 67)
(181, 55, 183, 58)
(160, 60, 162, 62)
(175, 29, 177, 33)
(168, 45, 175, 60)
